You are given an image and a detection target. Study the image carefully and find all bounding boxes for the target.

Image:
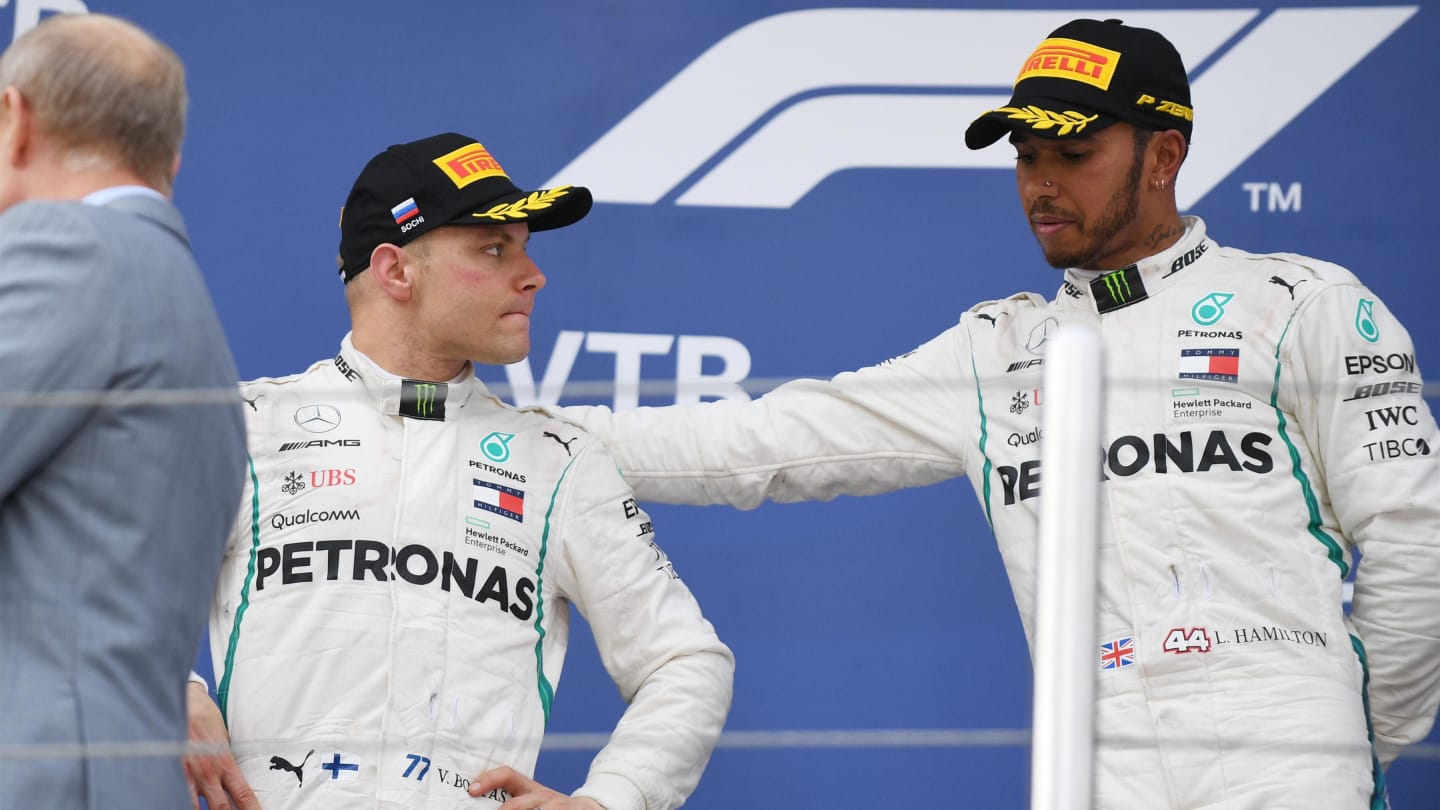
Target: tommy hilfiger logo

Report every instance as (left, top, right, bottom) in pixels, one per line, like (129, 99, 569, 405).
(474, 479, 524, 522)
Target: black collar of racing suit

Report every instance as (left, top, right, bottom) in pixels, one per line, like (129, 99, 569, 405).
(1056, 215, 1218, 314)
(333, 333, 496, 421)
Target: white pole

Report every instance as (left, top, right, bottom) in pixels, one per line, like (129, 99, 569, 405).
(1030, 324, 1104, 810)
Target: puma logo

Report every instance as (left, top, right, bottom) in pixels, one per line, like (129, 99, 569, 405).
(975, 312, 1008, 327)
(270, 749, 313, 786)
(544, 431, 577, 456)
(242, 394, 264, 411)
(1268, 276, 1306, 300)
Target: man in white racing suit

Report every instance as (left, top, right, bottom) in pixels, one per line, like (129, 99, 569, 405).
(186, 134, 733, 810)
(553, 19, 1440, 810)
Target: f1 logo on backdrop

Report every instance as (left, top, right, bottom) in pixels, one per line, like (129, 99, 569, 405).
(545, 7, 1417, 211)
(3, 0, 89, 42)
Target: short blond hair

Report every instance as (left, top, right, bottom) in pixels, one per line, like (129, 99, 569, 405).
(0, 14, 186, 191)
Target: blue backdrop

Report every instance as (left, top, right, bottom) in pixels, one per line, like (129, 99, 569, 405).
(20, 1, 1435, 806)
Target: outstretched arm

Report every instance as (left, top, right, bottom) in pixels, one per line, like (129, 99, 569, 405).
(551, 324, 974, 508)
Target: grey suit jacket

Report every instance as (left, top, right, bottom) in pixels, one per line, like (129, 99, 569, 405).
(0, 194, 246, 809)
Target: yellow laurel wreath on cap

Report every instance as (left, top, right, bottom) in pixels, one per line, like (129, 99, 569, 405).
(999, 106, 1098, 136)
(474, 186, 573, 222)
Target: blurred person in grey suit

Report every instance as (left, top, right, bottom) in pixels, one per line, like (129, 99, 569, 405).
(0, 13, 246, 810)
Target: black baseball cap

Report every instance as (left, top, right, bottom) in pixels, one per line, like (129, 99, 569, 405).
(965, 18, 1192, 150)
(337, 133, 593, 282)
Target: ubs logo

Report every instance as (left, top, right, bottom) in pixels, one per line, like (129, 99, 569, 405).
(308, 468, 357, 488)
(294, 405, 342, 433)
(1009, 388, 1040, 415)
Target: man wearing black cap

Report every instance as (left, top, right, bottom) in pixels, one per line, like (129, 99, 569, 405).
(963, 18, 1195, 275)
(552, 19, 1440, 809)
(184, 133, 734, 810)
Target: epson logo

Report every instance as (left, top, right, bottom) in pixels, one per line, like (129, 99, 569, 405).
(996, 430, 1273, 505)
(1344, 353, 1416, 376)
(279, 439, 361, 452)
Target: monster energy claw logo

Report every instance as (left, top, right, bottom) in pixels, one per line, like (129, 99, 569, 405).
(1192, 292, 1234, 326)
(1355, 299, 1380, 343)
(400, 379, 447, 420)
(1090, 267, 1148, 314)
(1103, 272, 1130, 301)
(481, 432, 515, 463)
(414, 384, 437, 416)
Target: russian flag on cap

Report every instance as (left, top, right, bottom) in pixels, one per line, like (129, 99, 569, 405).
(391, 197, 420, 225)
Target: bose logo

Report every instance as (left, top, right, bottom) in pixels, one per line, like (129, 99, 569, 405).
(546, 7, 1416, 211)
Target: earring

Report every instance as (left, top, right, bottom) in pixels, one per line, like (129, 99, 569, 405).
(1153, 178, 1167, 191)
(1044, 179, 1053, 188)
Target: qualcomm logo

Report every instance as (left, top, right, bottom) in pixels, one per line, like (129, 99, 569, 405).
(545, 7, 1417, 211)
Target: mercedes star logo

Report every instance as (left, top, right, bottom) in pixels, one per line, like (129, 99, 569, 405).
(294, 404, 341, 433)
(1026, 317, 1059, 355)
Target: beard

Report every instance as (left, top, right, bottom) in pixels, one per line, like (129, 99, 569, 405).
(1032, 141, 1146, 270)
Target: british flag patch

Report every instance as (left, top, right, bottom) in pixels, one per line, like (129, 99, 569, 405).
(1099, 638, 1136, 670)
